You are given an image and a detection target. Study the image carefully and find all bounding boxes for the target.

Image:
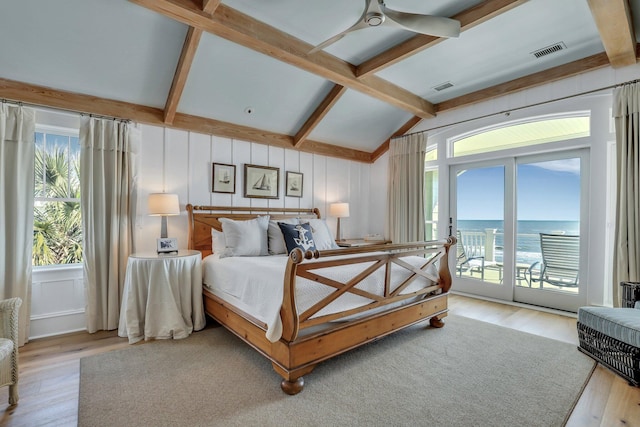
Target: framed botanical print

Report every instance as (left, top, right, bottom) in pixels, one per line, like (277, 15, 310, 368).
(285, 171, 303, 197)
(212, 163, 236, 194)
(244, 164, 279, 199)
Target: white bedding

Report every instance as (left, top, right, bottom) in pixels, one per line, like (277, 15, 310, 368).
(202, 252, 438, 342)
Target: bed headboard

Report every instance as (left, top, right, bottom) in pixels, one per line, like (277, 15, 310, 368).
(186, 205, 321, 258)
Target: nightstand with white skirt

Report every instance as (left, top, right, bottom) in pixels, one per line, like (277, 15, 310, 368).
(118, 250, 205, 344)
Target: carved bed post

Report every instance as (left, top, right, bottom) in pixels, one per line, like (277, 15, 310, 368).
(430, 236, 456, 328)
(280, 248, 303, 342)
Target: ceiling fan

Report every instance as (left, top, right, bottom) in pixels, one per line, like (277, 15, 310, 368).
(309, 0, 461, 53)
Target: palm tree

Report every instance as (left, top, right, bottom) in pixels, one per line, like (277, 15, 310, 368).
(33, 146, 82, 266)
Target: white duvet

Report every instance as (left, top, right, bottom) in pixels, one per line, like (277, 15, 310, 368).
(202, 253, 438, 342)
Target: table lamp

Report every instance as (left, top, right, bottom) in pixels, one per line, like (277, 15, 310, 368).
(148, 193, 180, 238)
(329, 202, 350, 241)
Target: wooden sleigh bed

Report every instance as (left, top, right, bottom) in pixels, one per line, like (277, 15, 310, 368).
(187, 205, 456, 394)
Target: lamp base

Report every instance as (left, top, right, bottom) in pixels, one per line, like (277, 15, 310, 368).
(160, 216, 168, 239)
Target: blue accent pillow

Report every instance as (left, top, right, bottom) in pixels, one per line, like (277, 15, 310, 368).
(278, 222, 317, 254)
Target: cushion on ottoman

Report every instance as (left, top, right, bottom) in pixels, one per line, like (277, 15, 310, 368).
(577, 306, 640, 348)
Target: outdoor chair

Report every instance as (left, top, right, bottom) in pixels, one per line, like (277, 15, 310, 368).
(0, 297, 22, 405)
(529, 233, 580, 288)
(456, 230, 493, 280)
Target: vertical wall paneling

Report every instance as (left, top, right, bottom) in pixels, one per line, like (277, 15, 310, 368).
(299, 152, 314, 210)
(325, 158, 348, 237)
(232, 140, 252, 207)
(165, 128, 190, 247)
(136, 124, 166, 253)
(312, 155, 328, 219)
(188, 132, 213, 206)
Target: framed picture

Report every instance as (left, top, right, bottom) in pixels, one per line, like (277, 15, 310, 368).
(157, 237, 178, 254)
(244, 164, 279, 199)
(285, 171, 303, 197)
(212, 163, 236, 194)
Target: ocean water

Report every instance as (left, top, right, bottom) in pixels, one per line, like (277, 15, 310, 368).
(457, 220, 580, 264)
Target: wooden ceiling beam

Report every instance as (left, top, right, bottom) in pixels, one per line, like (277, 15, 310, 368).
(0, 77, 371, 163)
(164, 0, 220, 125)
(201, 0, 221, 13)
(293, 84, 346, 148)
(357, 0, 527, 78)
(164, 27, 203, 124)
(128, 0, 436, 119)
(370, 116, 422, 163)
(586, 0, 636, 68)
(435, 52, 612, 112)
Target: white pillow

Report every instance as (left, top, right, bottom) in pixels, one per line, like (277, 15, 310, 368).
(300, 218, 338, 250)
(211, 229, 228, 254)
(268, 218, 299, 255)
(219, 216, 270, 257)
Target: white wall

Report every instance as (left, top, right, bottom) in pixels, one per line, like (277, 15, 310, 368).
(133, 126, 375, 253)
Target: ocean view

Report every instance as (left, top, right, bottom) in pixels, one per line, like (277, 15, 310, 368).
(457, 219, 580, 265)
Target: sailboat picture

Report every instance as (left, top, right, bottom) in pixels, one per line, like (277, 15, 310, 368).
(244, 164, 279, 199)
(212, 163, 236, 194)
(252, 174, 271, 191)
(286, 171, 303, 197)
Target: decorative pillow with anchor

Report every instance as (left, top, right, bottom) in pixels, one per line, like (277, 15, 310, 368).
(278, 222, 317, 254)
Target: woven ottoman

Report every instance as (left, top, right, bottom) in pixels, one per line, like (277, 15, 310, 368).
(577, 306, 640, 386)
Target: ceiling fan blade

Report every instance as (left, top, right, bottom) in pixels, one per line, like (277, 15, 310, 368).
(309, 0, 375, 54)
(382, 6, 460, 38)
(309, 21, 371, 53)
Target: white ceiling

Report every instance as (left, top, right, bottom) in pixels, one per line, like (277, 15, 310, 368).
(0, 0, 637, 154)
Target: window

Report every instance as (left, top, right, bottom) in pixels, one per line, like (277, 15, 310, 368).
(450, 113, 590, 157)
(33, 127, 82, 266)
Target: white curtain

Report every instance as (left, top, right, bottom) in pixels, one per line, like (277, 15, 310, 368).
(0, 105, 35, 346)
(80, 117, 139, 333)
(612, 82, 640, 307)
(387, 133, 427, 243)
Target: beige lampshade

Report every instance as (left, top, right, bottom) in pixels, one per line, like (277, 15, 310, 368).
(329, 202, 350, 218)
(148, 193, 180, 216)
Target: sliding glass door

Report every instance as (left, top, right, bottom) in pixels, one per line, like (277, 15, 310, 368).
(451, 162, 511, 301)
(450, 150, 588, 312)
(512, 153, 587, 311)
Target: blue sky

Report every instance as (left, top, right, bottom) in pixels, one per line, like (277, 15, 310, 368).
(457, 159, 581, 221)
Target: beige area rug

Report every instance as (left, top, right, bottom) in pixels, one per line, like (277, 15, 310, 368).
(79, 315, 595, 427)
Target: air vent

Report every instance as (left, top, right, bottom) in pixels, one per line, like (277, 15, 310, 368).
(433, 81, 454, 92)
(532, 42, 567, 59)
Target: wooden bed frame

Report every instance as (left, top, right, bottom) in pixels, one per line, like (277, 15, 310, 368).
(187, 204, 456, 394)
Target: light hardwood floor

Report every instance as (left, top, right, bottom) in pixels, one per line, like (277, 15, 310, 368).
(0, 294, 638, 427)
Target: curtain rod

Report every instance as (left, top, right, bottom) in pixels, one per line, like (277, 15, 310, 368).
(1, 98, 131, 123)
(395, 77, 640, 139)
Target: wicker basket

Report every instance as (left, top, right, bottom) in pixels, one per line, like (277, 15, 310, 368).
(621, 282, 640, 308)
(577, 322, 640, 386)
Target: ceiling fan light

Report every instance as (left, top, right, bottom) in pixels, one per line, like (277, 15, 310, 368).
(365, 12, 384, 27)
